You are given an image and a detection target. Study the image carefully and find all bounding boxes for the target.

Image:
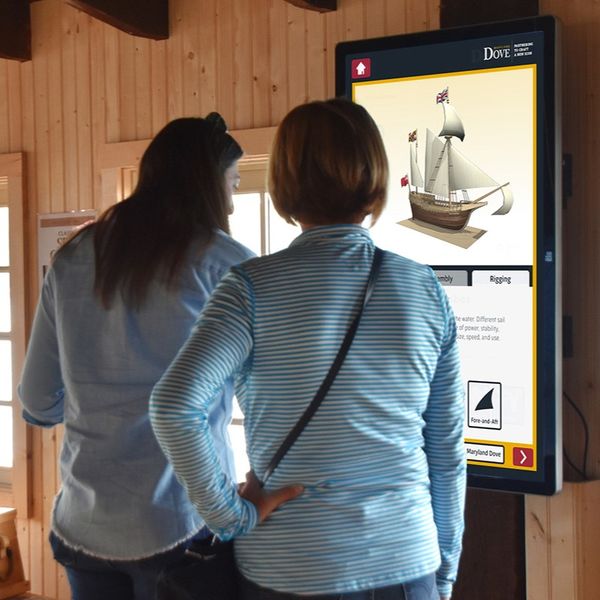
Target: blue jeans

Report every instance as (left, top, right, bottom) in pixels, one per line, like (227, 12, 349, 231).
(49, 529, 209, 600)
(239, 572, 439, 600)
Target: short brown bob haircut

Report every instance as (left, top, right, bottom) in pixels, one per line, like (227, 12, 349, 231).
(269, 98, 389, 226)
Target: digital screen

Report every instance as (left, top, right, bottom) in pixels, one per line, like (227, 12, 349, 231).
(336, 17, 561, 494)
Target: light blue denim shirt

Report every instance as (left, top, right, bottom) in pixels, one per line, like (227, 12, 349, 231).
(18, 226, 254, 560)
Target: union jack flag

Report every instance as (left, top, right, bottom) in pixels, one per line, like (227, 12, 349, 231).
(436, 87, 449, 104)
(408, 130, 417, 143)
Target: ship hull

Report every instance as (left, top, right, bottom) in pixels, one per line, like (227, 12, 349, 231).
(409, 191, 486, 231)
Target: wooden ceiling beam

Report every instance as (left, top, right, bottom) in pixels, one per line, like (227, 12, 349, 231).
(284, 0, 337, 12)
(0, 1, 31, 61)
(65, 0, 169, 40)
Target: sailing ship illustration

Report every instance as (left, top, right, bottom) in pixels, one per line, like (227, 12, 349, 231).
(406, 87, 513, 231)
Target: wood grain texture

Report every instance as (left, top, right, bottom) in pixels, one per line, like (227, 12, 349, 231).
(4, 2, 444, 598)
(526, 481, 600, 599)
(539, 0, 600, 483)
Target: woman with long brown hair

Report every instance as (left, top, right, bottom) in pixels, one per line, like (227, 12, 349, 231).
(19, 114, 255, 600)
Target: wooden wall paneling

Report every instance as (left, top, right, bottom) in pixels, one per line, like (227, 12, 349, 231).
(31, 1, 51, 215)
(324, 2, 347, 97)
(233, 0, 254, 129)
(305, 9, 327, 101)
(89, 18, 107, 209)
(406, 0, 432, 32)
(47, 1, 65, 213)
(181, 0, 201, 118)
(0, 63, 10, 153)
(54, 429, 68, 600)
(74, 9, 93, 210)
(215, 0, 234, 125)
(539, 0, 600, 481)
(251, 0, 271, 127)
(166, 0, 184, 120)
(199, 0, 217, 118)
(286, 3, 308, 110)
(103, 24, 120, 143)
(61, 4, 80, 212)
(365, 0, 387, 39)
(7, 61, 23, 152)
(41, 428, 58, 597)
(118, 33, 137, 141)
(19, 48, 36, 320)
(453, 490, 525, 600)
(342, 0, 365, 43)
(571, 7, 600, 480)
(134, 37, 152, 140)
(150, 39, 168, 135)
(384, 0, 407, 35)
(268, 0, 289, 124)
(28, 428, 43, 594)
(526, 481, 600, 599)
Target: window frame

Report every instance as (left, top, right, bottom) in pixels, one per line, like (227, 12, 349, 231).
(0, 153, 28, 515)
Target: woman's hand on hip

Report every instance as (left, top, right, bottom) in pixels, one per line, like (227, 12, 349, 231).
(239, 471, 304, 523)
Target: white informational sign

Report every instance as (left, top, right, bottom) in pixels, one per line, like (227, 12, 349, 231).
(37, 210, 97, 288)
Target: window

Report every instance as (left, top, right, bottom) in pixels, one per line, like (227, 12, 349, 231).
(0, 184, 14, 481)
(0, 154, 28, 512)
(227, 167, 300, 480)
(0, 164, 27, 509)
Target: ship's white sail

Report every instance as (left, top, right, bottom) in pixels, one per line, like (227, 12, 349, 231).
(429, 144, 450, 199)
(424, 128, 445, 193)
(447, 145, 499, 191)
(426, 139, 500, 200)
(492, 185, 514, 215)
(409, 143, 424, 187)
(439, 102, 465, 141)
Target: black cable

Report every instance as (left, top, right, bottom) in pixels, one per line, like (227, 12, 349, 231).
(563, 391, 589, 480)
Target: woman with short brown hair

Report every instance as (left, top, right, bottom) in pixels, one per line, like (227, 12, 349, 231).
(151, 98, 466, 600)
(269, 98, 388, 226)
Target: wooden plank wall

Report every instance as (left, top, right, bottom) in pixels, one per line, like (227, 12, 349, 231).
(538, 0, 600, 483)
(0, 0, 439, 597)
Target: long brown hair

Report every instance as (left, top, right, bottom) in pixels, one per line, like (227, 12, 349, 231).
(63, 114, 242, 309)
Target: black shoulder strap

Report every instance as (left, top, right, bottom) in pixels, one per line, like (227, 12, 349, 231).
(262, 247, 384, 484)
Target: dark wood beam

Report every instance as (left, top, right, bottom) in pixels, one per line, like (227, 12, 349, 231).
(284, 0, 337, 13)
(66, 0, 169, 40)
(0, 1, 31, 61)
(440, 0, 538, 28)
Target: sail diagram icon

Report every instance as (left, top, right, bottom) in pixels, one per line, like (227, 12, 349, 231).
(468, 380, 502, 430)
(475, 388, 494, 411)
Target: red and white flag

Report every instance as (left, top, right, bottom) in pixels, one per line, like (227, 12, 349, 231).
(401, 174, 409, 187)
(436, 87, 449, 104)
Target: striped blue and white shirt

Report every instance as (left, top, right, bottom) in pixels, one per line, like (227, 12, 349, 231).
(150, 225, 466, 597)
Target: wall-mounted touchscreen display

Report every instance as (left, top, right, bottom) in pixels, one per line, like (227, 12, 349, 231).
(336, 16, 561, 494)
